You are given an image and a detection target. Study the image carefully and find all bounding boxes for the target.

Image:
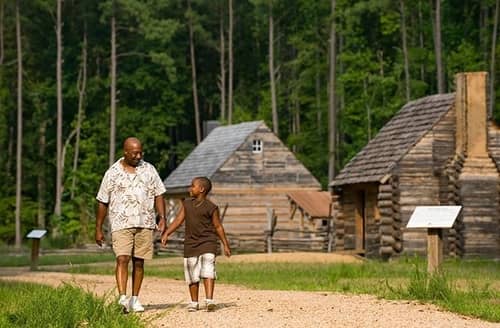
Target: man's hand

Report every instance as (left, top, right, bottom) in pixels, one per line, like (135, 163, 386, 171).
(95, 229, 105, 248)
(157, 218, 166, 233)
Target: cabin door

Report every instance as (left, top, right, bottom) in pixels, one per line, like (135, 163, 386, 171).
(354, 191, 366, 252)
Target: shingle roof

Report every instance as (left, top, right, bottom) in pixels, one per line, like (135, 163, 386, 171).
(330, 93, 455, 187)
(164, 121, 264, 190)
(287, 191, 332, 218)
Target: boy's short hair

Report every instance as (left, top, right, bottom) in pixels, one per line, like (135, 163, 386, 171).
(194, 176, 212, 194)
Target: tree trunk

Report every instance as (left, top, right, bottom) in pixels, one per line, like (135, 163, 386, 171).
(227, 0, 233, 124)
(364, 77, 371, 141)
(418, 1, 425, 82)
(54, 0, 63, 217)
(315, 47, 321, 132)
(15, 0, 22, 248)
(37, 120, 47, 228)
(489, 0, 499, 118)
(72, 26, 87, 200)
(0, 0, 4, 65)
(109, 2, 117, 166)
(269, 2, 278, 136)
(219, 2, 226, 122)
(400, 0, 410, 102)
(431, 0, 444, 93)
(327, 0, 337, 183)
(188, 0, 201, 144)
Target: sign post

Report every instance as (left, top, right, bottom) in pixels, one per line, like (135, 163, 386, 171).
(26, 229, 47, 271)
(406, 206, 461, 274)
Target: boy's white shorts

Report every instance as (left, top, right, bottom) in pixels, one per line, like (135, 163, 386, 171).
(184, 253, 217, 285)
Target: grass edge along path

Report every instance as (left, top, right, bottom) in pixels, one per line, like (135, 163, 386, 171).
(67, 256, 500, 323)
(0, 280, 144, 328)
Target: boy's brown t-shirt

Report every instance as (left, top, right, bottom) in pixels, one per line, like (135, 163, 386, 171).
(183, 197, 219, 257)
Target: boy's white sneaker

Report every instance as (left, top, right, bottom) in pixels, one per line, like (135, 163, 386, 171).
(205, 299, 216, 312)
(187, 301, 199, 312)
(118, 295, 129, 313)
(129, 297, 145, 312)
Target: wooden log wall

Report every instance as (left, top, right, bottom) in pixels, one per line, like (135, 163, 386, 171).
(444, 153, 464, 257)
(364, 185, 381, 256)
(332, 193, 344, 251)
(397, 109, 455, 256)
(398, 136, 443, 255)
(378, 176, 401, 258)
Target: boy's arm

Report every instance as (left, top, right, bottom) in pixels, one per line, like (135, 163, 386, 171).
(212, 208, 231, 257)
(160, 202, 185, 246)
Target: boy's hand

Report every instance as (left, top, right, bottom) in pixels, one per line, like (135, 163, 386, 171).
(160, 232, 168, 246)
(223, 245, 231, 257)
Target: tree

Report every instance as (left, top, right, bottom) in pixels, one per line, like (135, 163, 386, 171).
(15, 0, 22, 248)
(328, 0, 337, 183)
(400, 0, 410, 102)
(218, 0, 226, 121)
(227, 0, 233, 124)
(490, 0, 499, 118)
(71, 25, 88, 199)
(431, 0, 444, 93)
(268, 1, 278, 135)
(54, 0, 63, 217)
(109, 0, 117, 166)
(0, 0, 4, 65)
(187, 0, 201, 144)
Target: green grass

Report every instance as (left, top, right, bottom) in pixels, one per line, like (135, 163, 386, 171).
(34, 254, 499, 323)
(69, 255, 500, 322)
(0, 253, 117, 267)
(0, 281, 143, 328)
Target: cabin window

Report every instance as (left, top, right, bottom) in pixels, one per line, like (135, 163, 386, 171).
(252, 139, 263, 153)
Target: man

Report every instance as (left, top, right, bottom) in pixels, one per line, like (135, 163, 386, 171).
(95, 137, 166, 312)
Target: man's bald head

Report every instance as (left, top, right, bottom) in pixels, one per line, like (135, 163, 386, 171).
(123, 137, 142, 151)
(123, 137, 143, 167)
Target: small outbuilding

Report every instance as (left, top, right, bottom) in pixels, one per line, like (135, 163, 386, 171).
(164, 121, 323, 252)
(330, 72, 500, 259)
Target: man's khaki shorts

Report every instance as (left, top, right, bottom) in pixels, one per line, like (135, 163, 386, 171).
(111, 228, 154, 259)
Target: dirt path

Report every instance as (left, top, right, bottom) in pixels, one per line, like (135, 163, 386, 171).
(1, 253, 499, 328)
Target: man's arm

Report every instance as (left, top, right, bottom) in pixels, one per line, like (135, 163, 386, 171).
(160, 202, 185, 245)
(155, 195, 166, 232)
(212, 208, 231, 257)
(95, 201, 108, 247)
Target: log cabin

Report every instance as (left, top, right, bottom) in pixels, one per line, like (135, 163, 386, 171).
(330, 72, 500, 259)
(163, 121, 322, 252)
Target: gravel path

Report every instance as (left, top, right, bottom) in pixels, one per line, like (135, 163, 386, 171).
(1, 253, 498, 328)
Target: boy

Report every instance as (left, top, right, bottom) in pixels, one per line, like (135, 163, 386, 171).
(161, 176, 231, 312)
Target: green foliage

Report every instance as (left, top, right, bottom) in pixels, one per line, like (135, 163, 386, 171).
(2, 0, 500, 245)
(0, 281, 143, 327)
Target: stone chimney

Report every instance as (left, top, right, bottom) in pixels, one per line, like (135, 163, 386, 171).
(455, 72, 499, 257)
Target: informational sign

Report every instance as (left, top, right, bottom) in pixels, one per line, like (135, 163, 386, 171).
(26, 229, 47, 239)
(406, 206, 462, 228)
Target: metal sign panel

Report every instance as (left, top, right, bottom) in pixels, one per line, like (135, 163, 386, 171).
(26, 229, 47, 239)
(406, 206, 462, 228)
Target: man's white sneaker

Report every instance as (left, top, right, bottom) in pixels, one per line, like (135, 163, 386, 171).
(187, 301, 199, 312)
(118, 295, 129, 313)
(206, 299, 216, 312)
(129, 297, 145, 312)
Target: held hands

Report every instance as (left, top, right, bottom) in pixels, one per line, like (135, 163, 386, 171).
(157, 218, 166, 233)
(160, 231, 169, 246)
